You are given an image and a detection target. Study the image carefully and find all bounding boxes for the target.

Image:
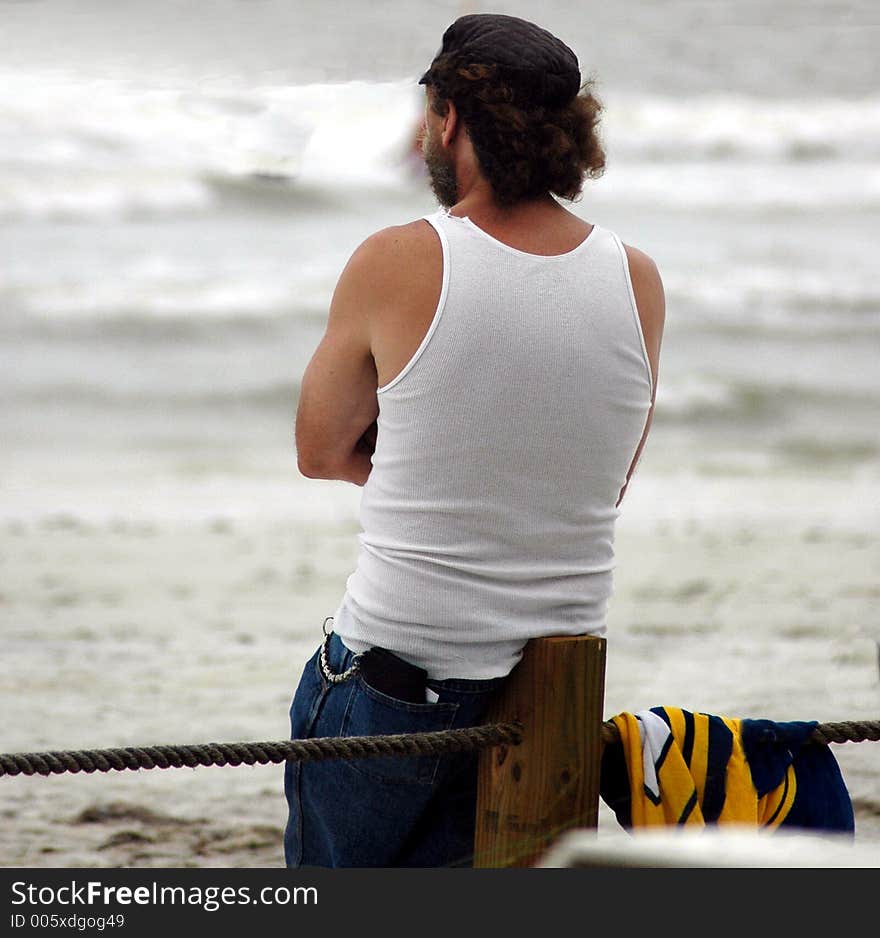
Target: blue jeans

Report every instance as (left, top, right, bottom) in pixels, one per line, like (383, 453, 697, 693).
(283, 631, 506, 868)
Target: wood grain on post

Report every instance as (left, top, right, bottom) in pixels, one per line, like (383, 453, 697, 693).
(473, 634, 607, 868)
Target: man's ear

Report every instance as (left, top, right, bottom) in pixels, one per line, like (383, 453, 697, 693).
(440, 99, 459, 148)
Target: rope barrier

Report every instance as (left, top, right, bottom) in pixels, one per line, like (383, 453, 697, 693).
(599, 718, 880, 746)
(1, 718, 877, 780)
(0, 722, 523, 779)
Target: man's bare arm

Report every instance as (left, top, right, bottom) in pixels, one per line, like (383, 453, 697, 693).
(617, 244, 666, 506)
(296, 222, 440, 486)
(294, 235, 385, 486)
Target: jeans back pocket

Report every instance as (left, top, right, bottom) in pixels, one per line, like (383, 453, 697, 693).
(340, 676, 459, 785)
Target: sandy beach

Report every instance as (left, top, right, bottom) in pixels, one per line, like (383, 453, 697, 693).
(1, 468, 878, 868)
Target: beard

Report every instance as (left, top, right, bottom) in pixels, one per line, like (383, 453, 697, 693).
(421, 126, 458, 209)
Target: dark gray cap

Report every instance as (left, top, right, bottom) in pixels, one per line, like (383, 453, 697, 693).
(419, 13, 581, 107)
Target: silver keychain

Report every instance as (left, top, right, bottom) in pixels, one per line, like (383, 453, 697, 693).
(319, 616, 360, 684)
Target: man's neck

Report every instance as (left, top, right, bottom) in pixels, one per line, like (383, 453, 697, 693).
(449, 190, 561, 223)
(445, 188, 589, 257)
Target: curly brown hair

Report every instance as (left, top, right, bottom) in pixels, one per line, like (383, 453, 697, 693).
(422, 59, 606, 207)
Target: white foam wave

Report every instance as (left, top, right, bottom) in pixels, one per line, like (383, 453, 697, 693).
(655, 377, 740, 419)
(2, 253, 336, 321)
(0, 170, 213, 221)
(19, 275, 296, 320)
(2, 71, 878, 220)
(0, 71, 422, 220)
(663, 266, 880, 332)
(591, 159, 880, 212)
(601, 93, 880, 163)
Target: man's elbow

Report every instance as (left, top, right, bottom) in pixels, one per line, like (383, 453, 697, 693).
(296, 448, 335, 480)
(295, 422, 335, 479)
(297, 447, 371, 486)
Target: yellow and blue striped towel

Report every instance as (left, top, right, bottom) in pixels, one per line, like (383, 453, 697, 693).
(600, 707, 854, 833)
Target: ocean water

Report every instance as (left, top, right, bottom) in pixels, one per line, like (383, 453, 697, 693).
(3, 7, 878, 517)
(1, 0, 879, 865)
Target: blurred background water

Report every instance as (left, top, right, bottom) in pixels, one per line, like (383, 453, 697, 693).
(1, 0, 879, 864)
(2, 0, 878, 523)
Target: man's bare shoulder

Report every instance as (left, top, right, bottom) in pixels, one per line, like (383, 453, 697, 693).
(347, 220, 440, 279)
(619, 241, 665, 389)
(621, 242, 665, 319)
(621, 242, 662, 286)
(330, 220, 442, 344)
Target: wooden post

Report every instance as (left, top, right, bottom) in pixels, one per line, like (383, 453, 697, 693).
(473, 634, 607, 868)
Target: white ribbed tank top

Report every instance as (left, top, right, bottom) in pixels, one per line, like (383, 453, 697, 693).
(333, 209, 653, 679)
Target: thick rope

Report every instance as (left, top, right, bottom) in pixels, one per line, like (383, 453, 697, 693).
(600, 718, 880, 746)
(1, 718, 877, 780)
(0, 722, 523, 779)
(808, 720, 880, 746)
